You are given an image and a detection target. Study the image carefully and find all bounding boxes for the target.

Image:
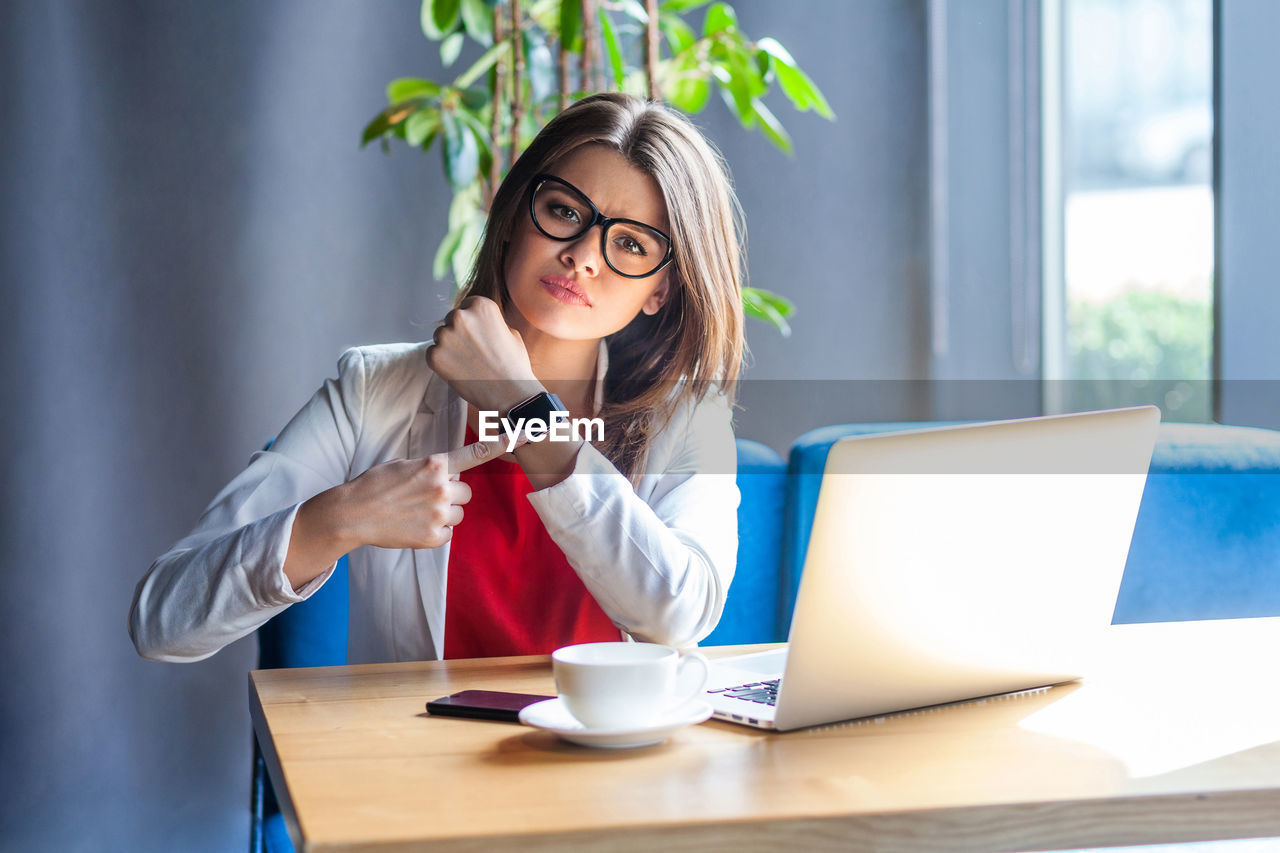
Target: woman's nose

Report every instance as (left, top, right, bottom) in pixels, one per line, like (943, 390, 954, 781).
(560, 229, 602, 276)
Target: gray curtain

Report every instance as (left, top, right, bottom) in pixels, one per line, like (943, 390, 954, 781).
(1, 2, 450, 849)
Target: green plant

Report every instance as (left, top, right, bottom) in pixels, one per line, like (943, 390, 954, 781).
(362, 0, 834, 335)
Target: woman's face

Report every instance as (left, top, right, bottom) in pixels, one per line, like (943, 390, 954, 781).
(502, 144, 671, 345)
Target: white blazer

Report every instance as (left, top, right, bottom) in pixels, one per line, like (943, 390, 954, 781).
(129, 341, 739, 664)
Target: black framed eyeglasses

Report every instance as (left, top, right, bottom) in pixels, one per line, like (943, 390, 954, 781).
(527, 173, 674, 279)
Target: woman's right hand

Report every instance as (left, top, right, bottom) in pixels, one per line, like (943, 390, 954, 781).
(282, 439, 509, 590)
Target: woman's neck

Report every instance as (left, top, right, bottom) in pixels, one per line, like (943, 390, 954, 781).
(524, 334, 600, 416)
(502, 301, 601, 415)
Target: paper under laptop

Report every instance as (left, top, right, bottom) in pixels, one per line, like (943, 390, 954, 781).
(705, 406, 1161, 731)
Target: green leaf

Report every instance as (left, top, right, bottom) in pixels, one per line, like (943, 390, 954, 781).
(750, 98, 792, 153)
(599, 12, 626, 89)
(475, 138, 493, 181)
(361, 98, 430, 147)
(526, 0, 561, 33)
(726, 80, 753, 127)
(438, 184, 486, 284)
(661, 0, 713, 12)
(405, 108, 442, 147)
(448, 181, 484, 230)
(386, 77, 442, 103)
(742, 286, 794, 335)
(658, 15, 696, 54)
(422, 0, 462, 39)
(771, 62, 809, 111)
(524, 30, 556, 103)
(442, 110, 480, 189)
(441, 31, 465, 66)
(702, 2, 737, 37)
(452, 105, 494, 170)
(453, 215, 486, 286)
(755, 37, 796, 68)
(665, 50, 710, 113)
(774, 62, 835, 119)
(726, 36, 767, 97)
(559, 0, 582, 52)
(433, 222, 466, 280)
(457, 85, 491, 111)
(460, 0, 493, 45)
(621, 69, 650, 97)
(755, 287, 795, 316)
(712, 66, 752, 129)
(755, 47, 772, 81)
(713, 49, 755, 126)
(454, 40, 511, 88)
(618, 0, 649, 23)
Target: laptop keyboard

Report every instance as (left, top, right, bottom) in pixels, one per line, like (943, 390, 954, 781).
(708, 679, 780, 706)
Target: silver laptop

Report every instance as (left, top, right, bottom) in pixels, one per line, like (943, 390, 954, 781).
(706, 406, 1161, 731)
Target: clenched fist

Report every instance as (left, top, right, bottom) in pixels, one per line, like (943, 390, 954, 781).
(282, 437, 515, 590)
(426, 296, 544, 414)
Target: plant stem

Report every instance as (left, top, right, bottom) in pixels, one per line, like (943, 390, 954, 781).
(580, 0, 596, 93)
(489, 0, 507, 203)
(558, 40, 570, 111)
(510, 0, 524, 166)
(644, 0, 660, 101)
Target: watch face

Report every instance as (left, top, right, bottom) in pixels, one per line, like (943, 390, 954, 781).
(510, 392, 566, 424)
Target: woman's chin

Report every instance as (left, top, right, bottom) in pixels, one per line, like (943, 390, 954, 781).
(526, 319, 601, 345)
(514, 303, 606, 343)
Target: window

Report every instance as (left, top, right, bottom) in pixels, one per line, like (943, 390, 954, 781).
(1043, 0, 1214, 420)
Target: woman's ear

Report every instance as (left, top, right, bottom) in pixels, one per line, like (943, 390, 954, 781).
(641, 276, 671, 316)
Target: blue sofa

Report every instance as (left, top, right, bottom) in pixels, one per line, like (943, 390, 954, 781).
(779, 421, 1280, 636)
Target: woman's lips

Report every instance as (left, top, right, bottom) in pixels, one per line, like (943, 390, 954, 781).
(539, 276, 592, 307)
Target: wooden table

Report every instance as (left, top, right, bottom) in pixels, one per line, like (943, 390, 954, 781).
(250, 618, 1280, 852)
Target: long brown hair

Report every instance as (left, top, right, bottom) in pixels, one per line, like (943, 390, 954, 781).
(457, 93, 745, 479)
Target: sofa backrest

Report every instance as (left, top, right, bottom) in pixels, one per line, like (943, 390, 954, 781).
(783, 421, 1280, 634)
(702, 439, 788, 645)
(1113, 423, 1280, 622)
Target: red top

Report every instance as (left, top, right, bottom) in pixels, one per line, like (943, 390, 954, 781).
(443, 427, 618, 659)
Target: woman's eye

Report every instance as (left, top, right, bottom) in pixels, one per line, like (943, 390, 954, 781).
(550, 204, 581, 223)
(615, 236, 647, 256)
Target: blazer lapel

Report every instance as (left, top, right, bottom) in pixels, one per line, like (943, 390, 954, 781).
(408, 370, 466, 660)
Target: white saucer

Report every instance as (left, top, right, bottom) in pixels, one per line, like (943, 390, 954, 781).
(518, 698, 713, 748)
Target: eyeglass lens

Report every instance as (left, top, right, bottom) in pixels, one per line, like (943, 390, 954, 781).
(531, 181, 670, 278)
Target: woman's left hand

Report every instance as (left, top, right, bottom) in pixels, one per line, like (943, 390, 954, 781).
(426, 296, 544, 413)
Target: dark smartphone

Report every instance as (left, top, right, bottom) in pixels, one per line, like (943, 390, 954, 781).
(426, 689, 554, 723)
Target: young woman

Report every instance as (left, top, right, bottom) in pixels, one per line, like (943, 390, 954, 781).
(130, 93, 745, 664)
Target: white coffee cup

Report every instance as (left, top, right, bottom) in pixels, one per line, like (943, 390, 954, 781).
(551, 642, 710, 730)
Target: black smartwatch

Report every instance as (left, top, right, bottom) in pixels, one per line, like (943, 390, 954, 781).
(504, 391, 568, 426)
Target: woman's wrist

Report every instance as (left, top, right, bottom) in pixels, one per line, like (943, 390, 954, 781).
(284, 484, 361, 590)
(514, 435, 583, 491)
(494, 379, 547, 416)
(304, 483, 364, 554)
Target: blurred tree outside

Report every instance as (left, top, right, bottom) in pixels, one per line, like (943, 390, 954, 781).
(1066, 289, 1212, 420)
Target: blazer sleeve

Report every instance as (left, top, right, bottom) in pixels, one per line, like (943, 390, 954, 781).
(128, 348, 368, 662)
(526, 391, 739, 649)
